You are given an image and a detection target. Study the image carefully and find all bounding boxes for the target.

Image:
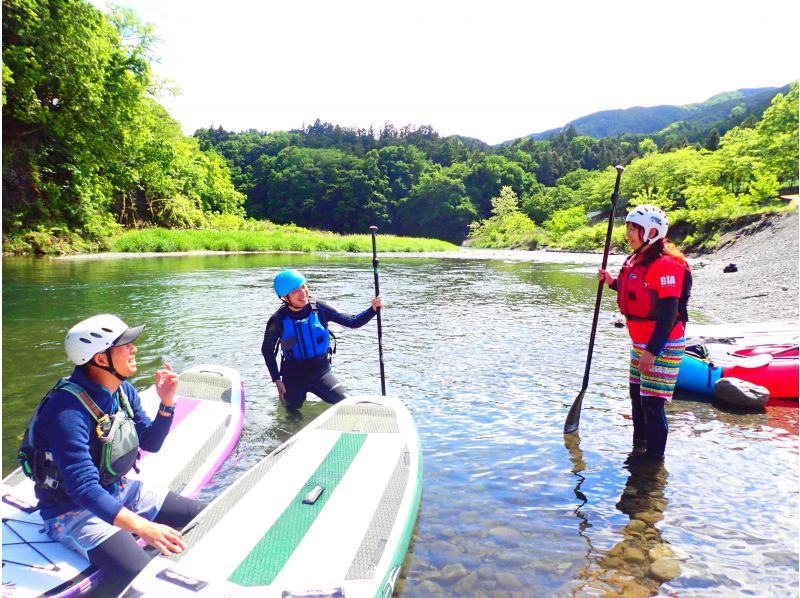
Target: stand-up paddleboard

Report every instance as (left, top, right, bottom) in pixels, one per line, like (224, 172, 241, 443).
(1, 364, 245, 598)
(123, 394, 423, 598)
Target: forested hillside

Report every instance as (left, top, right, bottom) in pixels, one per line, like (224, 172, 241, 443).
(198, 83, 797, 246)
(529, 86, 789, 146)
(469, 83, 798, 251)
(195, 123, 652, 243)
(2, 0, 797, 254)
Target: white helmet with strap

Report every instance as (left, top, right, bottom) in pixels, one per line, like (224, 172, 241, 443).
(625, 204, 669, 245)
(65, 314, 145, 366)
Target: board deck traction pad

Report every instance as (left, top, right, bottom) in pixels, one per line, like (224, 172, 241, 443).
(162, 371, 233, 492)
(1, 368, 236, 594)
(166, 402, 410, 587)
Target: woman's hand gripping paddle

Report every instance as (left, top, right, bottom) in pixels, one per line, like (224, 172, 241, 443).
(564, 165, 625, 434)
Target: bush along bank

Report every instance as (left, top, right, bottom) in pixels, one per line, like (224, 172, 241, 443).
(467, 183, 796, 254)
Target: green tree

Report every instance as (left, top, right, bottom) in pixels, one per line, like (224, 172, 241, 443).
(468, 187, 539, 247)
(542, 205, 589, 237)
(3, 0, 153, 237)
(399, 170, 477, 243)
(753, 82, 799, 185)
(703, 128, 720, 151)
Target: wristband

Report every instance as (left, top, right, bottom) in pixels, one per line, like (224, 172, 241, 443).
(159, 403, 176, 415)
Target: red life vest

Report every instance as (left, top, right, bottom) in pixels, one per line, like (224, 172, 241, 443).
(617, 253, 692, 323)
(617, 254, 659, 321)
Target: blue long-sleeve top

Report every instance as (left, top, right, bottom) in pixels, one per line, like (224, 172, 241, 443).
(33, 366, 174, 524)
(261, 299, 376, 382)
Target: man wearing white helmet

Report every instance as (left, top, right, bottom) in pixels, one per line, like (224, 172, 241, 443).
(17, 314, 204, 594)
(597, 205, 692, 462)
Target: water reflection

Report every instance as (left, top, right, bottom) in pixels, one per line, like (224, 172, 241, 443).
(570, 449, 677, 596)
(564, 433, 594, 558)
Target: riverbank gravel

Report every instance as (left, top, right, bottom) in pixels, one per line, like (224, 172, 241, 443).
(688, 210, 799, 324)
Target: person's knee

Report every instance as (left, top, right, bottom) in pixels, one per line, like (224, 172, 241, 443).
(283, 386, 306, 410)
(88, 530, 151, 589)
(325, 385, 347, 404)
(284, 396, 304, 410)
(154, 491, 205, 530)
(317, 372, 347, 404)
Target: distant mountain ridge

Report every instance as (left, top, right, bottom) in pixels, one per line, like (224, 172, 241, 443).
(525, 85, 791, 141)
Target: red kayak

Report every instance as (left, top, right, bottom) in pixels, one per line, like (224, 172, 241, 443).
(724, 344, 799, 402)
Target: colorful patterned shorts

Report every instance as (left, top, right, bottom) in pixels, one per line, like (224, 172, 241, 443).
(43, 478, 167, 559)
(629, 338, 685, 402)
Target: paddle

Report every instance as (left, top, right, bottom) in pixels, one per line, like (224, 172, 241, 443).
(719, 353, 773, 369)
(564, 165, 625, 434)
(369, 225, 387, 395)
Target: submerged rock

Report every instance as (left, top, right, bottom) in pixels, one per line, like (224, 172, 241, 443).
(453, 571, 479, 593)
(626, 519, 647, 533)
(622, 546, 647, 564)
(440, 562, 469, 581)
(489, 526, 524, 543)
(495, 571, 524, 590)
(634, 510, 663, 524)
(648, 543, 675, 561)
(649, 558, 681, 581)
(415, 579, 446, 595)
(430, 540, 463, 560)
(600, 554, 624, 569)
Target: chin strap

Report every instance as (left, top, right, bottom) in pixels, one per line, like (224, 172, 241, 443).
(86, 349, 127, 381)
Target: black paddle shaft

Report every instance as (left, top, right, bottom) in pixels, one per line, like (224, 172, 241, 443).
(369, 226, 387, 395)
(564, 165, 625, 434)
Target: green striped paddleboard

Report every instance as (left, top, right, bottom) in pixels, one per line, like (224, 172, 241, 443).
(123, 394, 422, 597)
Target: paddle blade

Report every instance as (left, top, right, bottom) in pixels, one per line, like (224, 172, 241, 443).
(725, 353, 773, 369)
(564, 390, 586, 434)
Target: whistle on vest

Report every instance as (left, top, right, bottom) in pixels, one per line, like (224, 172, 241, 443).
(95, 414, 111, 440)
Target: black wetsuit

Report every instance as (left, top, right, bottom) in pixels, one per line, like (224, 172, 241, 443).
(261, 299, 376, 410)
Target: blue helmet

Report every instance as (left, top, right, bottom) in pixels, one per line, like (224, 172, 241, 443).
(274, 269, 306, 298)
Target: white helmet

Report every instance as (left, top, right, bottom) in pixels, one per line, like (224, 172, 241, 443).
(65, 314, 145, 365)
(625, 204, 669, 245)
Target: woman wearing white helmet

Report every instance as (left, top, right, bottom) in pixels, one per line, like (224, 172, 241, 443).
(261, 269, 384, 411)
(597, 205, 692, 462)
(17, 314, 205, 594)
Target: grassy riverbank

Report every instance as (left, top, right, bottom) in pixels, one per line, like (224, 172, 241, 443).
(109, 223, 457, 254)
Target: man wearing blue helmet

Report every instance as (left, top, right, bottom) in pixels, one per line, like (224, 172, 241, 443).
(261, 269, 385, 410)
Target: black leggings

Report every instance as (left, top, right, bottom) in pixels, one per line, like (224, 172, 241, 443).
(85, 491, 204, 596)
(284, 368, 347, 410)
(630, 383, 668, 458)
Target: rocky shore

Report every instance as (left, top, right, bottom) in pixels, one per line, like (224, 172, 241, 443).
(688, 210, 799, 324)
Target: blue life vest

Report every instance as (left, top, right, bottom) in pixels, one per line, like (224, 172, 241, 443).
(279, 302, 331, 361)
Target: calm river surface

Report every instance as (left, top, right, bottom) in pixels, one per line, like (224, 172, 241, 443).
(3, 251, 798, 596)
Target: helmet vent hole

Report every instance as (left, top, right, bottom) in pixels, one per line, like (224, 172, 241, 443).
(79, 337, 92, 344)
(101, 327, 113, 333)
(90, 332, 103, 338)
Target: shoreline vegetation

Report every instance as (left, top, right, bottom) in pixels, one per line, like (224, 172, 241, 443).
(4, 205, 795, 258)
(107, 222, 458, 254)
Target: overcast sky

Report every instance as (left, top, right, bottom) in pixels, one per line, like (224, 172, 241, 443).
(95, 0, 798, 145)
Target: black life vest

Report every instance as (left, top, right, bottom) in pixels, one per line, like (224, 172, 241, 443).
(617, 254, 692, 323)
(277, 301, 333, 362)
(18, 380, 141, 490)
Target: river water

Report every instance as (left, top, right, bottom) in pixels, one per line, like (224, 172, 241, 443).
(2, 251, 798, 596)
